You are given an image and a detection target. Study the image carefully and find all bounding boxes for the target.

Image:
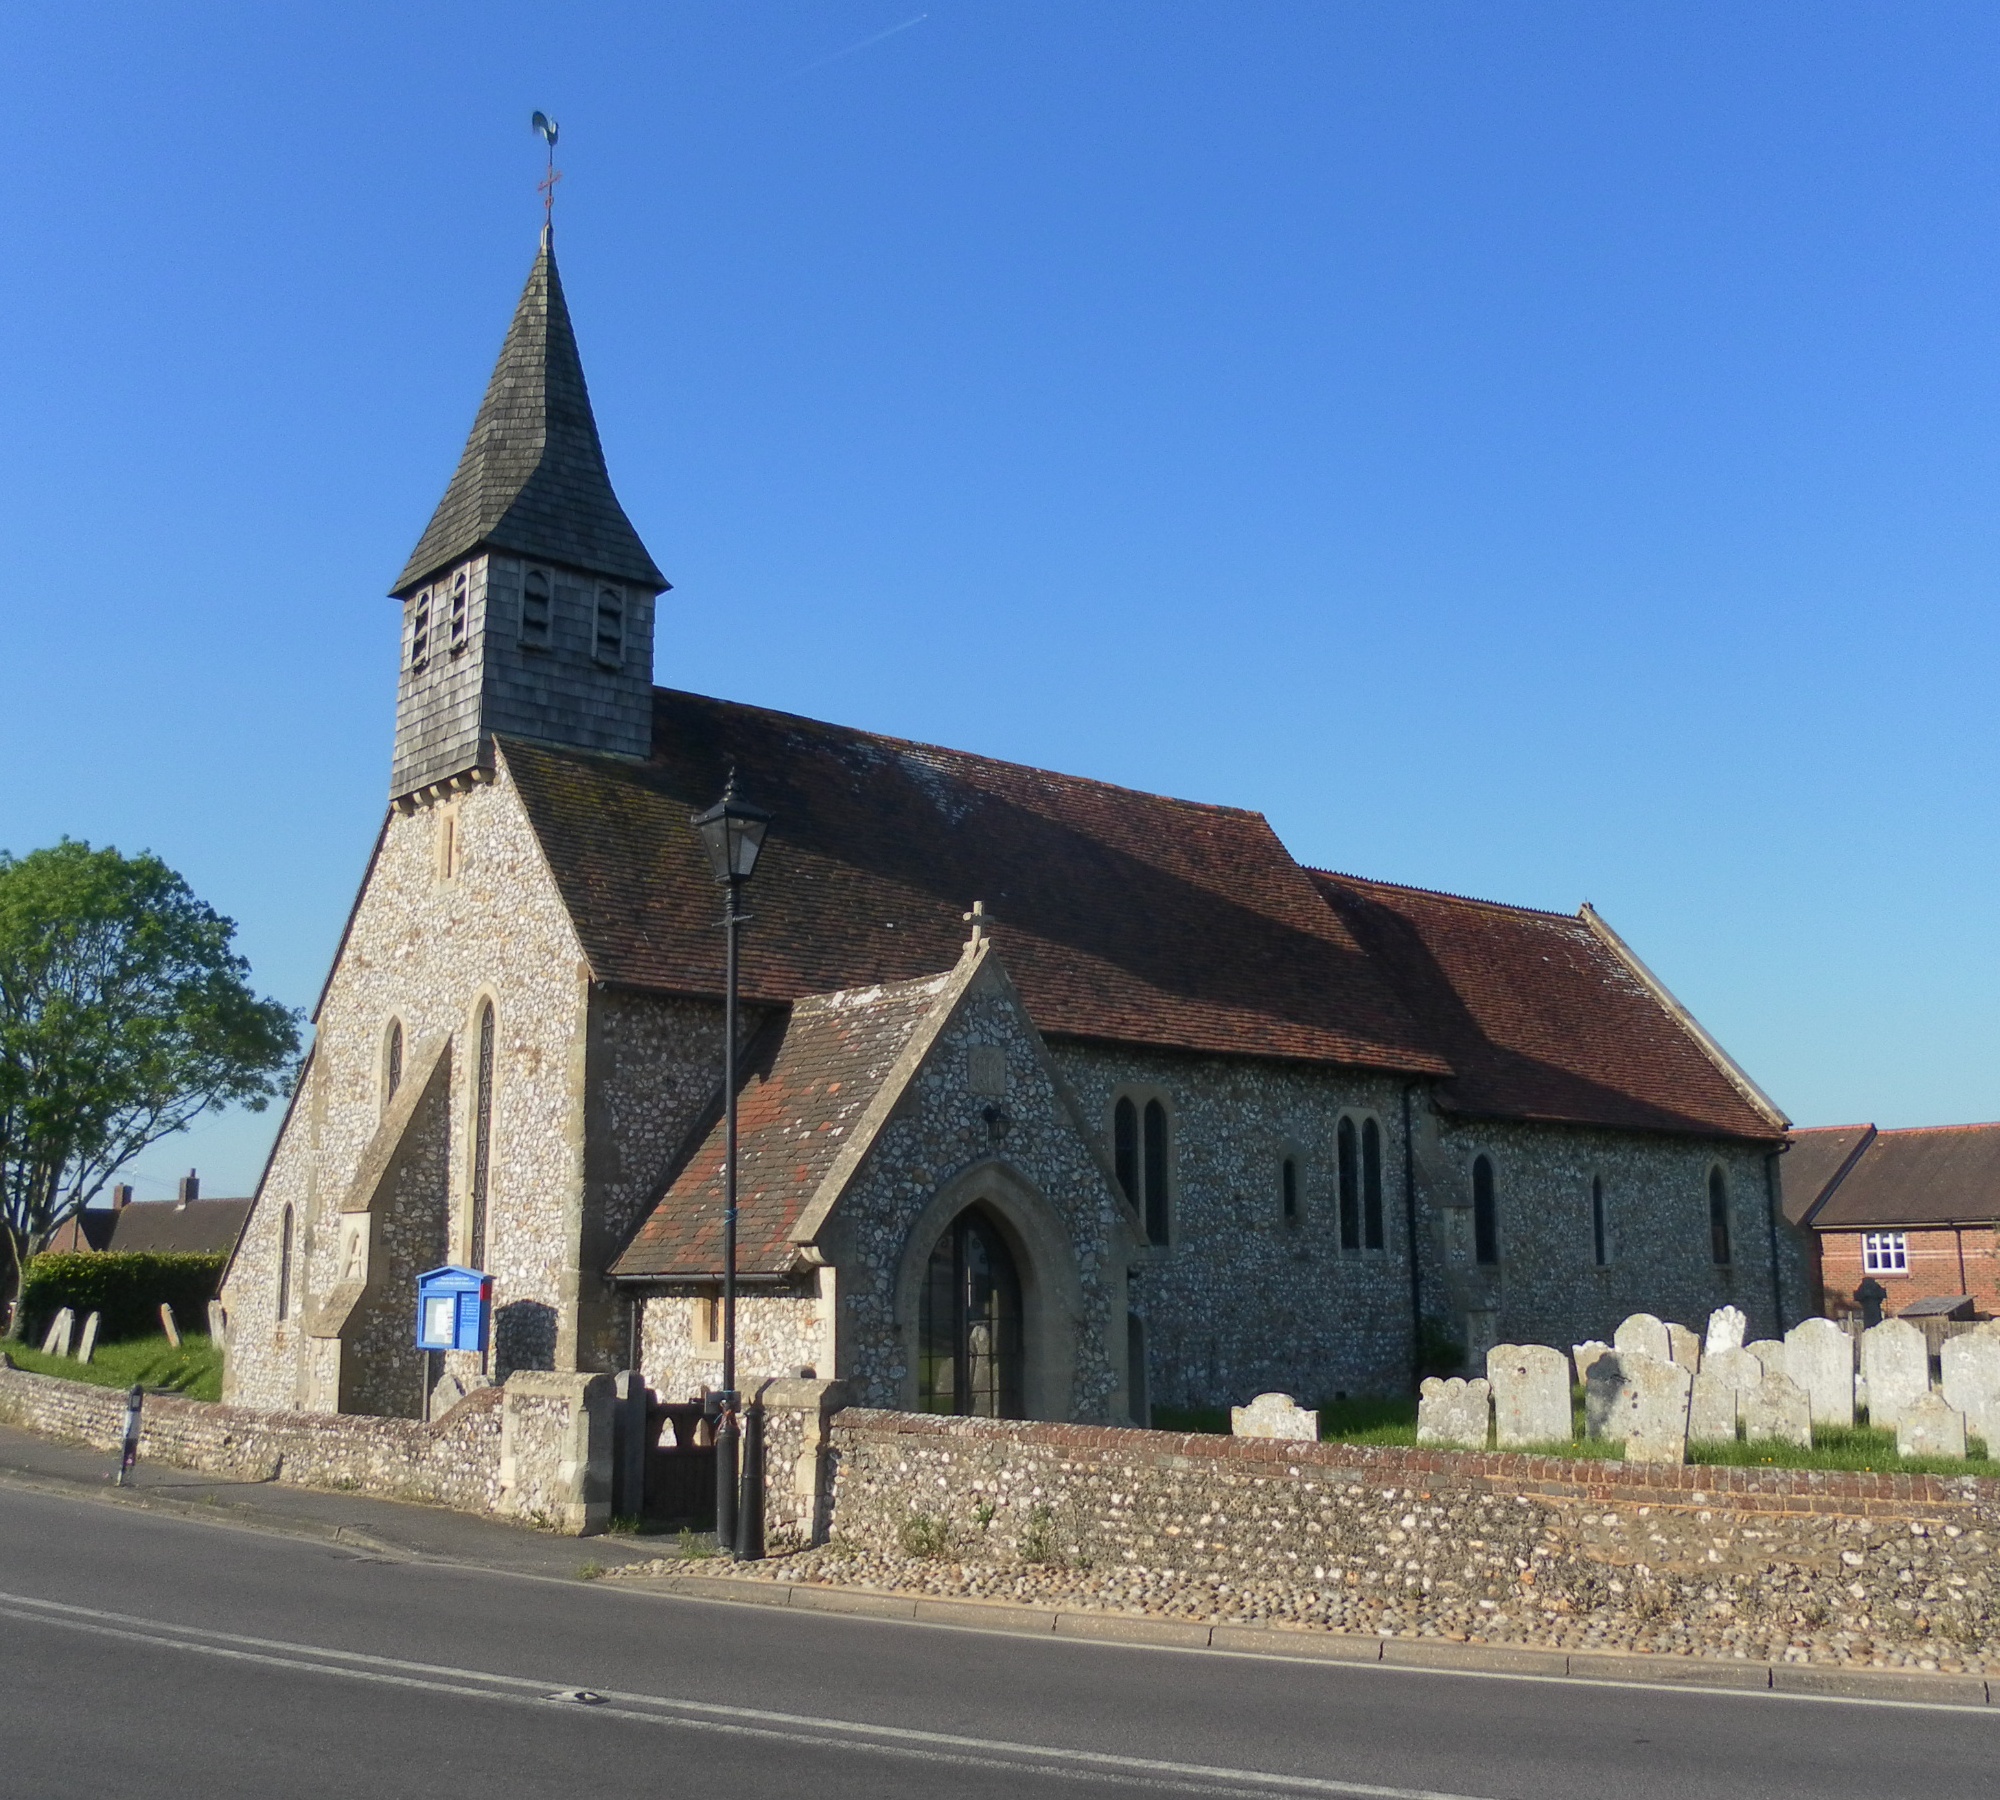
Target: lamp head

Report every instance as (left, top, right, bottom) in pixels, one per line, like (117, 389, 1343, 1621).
(691, 770, 772, 884)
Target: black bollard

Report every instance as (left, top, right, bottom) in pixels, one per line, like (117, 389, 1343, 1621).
(116, 1384, 143, 1486)
(737, 1402, 764, 1561)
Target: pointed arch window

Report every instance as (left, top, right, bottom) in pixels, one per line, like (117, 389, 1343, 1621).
(1361, 1117, 1384, 1250)
(276, 1206, 294, 1323)
(1591, 1175, 1609, 1266)
(469, 1001, 496, 1269)
(1708, 1167, 1732, 1266)
(1337, 1116, 1360, 1250)
(1281, 1155, 1300, 1227)
(1472, 1155, 1499, 1265)
(918, 1208, 1024, 1417)
(383, 1019, 404, 1111)
(1113, 1095, 1172, 1246)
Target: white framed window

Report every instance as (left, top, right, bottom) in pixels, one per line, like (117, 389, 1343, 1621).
(1862, 1231, 1908, 1275)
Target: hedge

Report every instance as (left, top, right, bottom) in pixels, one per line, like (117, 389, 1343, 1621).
(15, 1252, 228, 1345)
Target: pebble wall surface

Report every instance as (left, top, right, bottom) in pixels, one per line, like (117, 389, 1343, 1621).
(628, 1408, 2000, 1674)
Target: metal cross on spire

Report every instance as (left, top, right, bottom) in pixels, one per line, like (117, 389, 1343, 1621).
(531, 112, 563, 228)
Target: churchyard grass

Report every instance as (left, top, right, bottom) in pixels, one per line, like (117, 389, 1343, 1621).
(1162, 1391, 1998, 1476)
(4, 1333, 222, 1402)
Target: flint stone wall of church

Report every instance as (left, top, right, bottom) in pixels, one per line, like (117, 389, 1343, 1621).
(638, 1291, 826, 1405)
(1051, 1045, 1415, 1411)
(226, 768, 592, 1411)
(1416, 1117, 1799, 1360)
(821, 983, 1130, 1420)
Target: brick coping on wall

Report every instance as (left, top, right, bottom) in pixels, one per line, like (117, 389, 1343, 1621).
(831, 1407, 2000, 1514)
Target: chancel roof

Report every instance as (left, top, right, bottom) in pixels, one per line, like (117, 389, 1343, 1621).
(1309, 872, 1784, 1140)
(393, 229, 666, 596)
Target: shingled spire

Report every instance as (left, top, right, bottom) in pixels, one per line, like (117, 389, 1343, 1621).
(394, 227, 665, 596)
(387, 229, 666, 800)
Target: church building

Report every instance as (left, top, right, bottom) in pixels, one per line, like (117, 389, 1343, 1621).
(222, 228, 1809, 1424)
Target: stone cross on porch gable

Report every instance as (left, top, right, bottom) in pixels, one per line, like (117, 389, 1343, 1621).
(963, 900, 993, 948)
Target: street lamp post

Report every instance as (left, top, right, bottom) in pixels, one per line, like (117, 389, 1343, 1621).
(691, 771, 771, 1557)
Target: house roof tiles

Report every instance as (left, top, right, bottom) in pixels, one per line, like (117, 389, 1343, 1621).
(1790, 1123, 2000, 1230)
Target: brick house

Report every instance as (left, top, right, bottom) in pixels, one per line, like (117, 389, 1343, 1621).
(1783, 1123, 2000, 1320)
(221, 226, 1810, 1423)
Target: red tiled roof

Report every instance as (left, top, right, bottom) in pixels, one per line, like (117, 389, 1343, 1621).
(1798, 1123, 2000, 1230)
(502, 688, 1448, 1076)
(611, 970, 952, 1278)
(1309, 872, 1779, 1140)
(1779, 1124, 1876, 1226)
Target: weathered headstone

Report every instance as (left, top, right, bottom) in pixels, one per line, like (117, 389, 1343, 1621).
(1486, 1344, 1570, 1448)
(1940, 1330, 2000, 1453)
(158, 1303, 181, 1349)
(1704, 1305, 1748, 1356)
(1742, 1370, 1812, 1448)
(1665, 1322, 1702, 1372)
(1783, 1317, 1856, 1430)
(1614, 1313, 1672, 1363)
(1585, 1350, 1691, 1463)
(41, 1308, 74, 1358)
(1687, 1346, 1762, 1442)
(75, 1312, 100, 1365)
(1896, 1392, 1967, 1460)
(1417, 1376, 1491, 1449)
(1745, 1339, 1789, 1381)
(206, 1300, 227, 1348)
(1860, 1318, 1928, 1430)
(1231, 1392, 1319, 1441)
(1572, 1341, 1612, 1385)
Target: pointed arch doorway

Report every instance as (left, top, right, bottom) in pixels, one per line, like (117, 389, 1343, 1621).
(918, 1207, 1025, 1418)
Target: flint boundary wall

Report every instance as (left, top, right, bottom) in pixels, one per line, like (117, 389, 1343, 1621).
(816, 1410, 2000, 1664)
(0, 1356, 611, 1533)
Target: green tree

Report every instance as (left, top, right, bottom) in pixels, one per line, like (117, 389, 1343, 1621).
(0, 841, 301, 1311)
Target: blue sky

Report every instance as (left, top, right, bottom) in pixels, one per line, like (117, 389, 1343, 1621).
(4, 3, 1997, 1198)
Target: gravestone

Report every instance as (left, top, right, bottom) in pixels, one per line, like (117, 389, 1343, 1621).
(206, 1300, 227, 1348)
(75, 1312, 100, 1365)
(1939, 1331, 2000, 1452)
(1665, 1322, 1702, 1372)
(1745, 1339, 1789, 1381)
(1687, 1346, 1763, 1442)
(40, 1308, 73, 1358)
(1614, 1314, 1672, 1363)
(1704, 1305, 1748, 1355)
(1783, 1317, 1856, 1430)
(1486, 1344, 1570, 1448)
(1417, 1377, 1491, 1449)
(1742, 1370, 1812, 1448)
(158, 1303, 181, 1349)
(1585, 1350, 1691, 1463)
(1860, 1318, 1928, 1430)
(1231, 1392, 1319, 1441)
(1572, 1341, 1612, 1385)
(1896, 1392, 1967, 1460)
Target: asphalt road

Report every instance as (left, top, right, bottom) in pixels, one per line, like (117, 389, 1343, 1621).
(0, 1482, 1990, 1800)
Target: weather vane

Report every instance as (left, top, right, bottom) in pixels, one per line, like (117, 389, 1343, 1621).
(531, 112, 562, 227)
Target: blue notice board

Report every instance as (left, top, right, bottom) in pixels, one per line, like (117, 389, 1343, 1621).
(416, 1265, 493, 1353)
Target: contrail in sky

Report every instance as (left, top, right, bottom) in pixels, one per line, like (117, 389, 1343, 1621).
(781, 13, 930, 81)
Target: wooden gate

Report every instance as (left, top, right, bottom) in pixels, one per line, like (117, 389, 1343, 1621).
(642, 1400, 716, 1527)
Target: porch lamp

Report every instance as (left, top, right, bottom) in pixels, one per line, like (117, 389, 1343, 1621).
(691, 770, 771, 1557)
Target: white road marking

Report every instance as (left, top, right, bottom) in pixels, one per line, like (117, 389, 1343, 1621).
(0, 1589, 1494, 1800)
